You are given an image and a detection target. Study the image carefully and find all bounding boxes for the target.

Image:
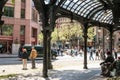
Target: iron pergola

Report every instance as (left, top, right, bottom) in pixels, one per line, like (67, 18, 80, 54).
(0, 0, 120, 78)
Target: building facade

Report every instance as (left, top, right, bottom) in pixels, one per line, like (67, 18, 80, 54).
(0, 0, 40, 54)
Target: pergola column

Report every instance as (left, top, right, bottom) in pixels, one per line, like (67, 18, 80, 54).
(48, 31, 53, 69)
(42, 29, 49, 78)
(109, 27, 113, 55)
(102, 28, 105, 60)
(42, 3, 56, 78)
(83, 23, 88, 69)
(47, 4, 56, 69)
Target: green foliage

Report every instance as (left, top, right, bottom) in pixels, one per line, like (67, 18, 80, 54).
(51, 22, 83, 42)
(38, 32, 43, 41)
(38, 22, 96, 44)
(87, 27, 96, 40)
(11, 0, 15, 3)
(0, 74, 17, 79)
(51, 28, 58, 41)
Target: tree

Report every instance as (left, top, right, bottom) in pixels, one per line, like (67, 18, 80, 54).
(87, 27, 96, 41)
(38, 22, 96, 47)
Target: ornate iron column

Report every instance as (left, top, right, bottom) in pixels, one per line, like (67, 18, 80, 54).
(32, 0, 59, 78)
(109, 27, 113, 55)
(83, 23, 88, 69)
(102, 28, 105, 60)
(48, 31, 53, 69)
(42, 29, 48, 78)
(40, 5, 51, 78)
(47, 3, 56, 69)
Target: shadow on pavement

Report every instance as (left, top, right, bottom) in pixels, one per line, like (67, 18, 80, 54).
(48, 68, 106, 80)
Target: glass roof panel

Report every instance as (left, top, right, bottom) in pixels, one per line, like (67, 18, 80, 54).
(99, 10, 112, 22)
(76, 1, 87, 12)
(93, 11, 103, 20)
(83, 2, 102, 17)
(61, 0, 71, 9)
(106, 15, 113, 24)
(72, 0, 78, 3)
(102, 12, 112, 22)
(67, 2, 74, 9)
(88, 6, 103, 19)
(99, 15, 106, 21)
(72, 4, 78, 9)
(59, 0, 113, 24)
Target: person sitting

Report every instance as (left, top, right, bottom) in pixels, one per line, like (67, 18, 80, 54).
(110, 56, 120, 76)
(100, 51, 115, 77)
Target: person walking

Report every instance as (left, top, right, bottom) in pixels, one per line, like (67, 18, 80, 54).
(29, 47, 38, 69)
(89, 47, 94, 60)
(21, 49, 28, 70)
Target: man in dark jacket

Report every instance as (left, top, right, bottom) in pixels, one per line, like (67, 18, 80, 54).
(100, 51, 114, 76)
(21, 49, 28, 70)
(104, 51, 114, 63)
(110, 56, 120, 76)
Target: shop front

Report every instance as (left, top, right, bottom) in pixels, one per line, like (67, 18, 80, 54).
(0, 36, 13, 54)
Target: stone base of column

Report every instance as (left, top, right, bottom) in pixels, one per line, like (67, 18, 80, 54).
(12, 44, 20, 54)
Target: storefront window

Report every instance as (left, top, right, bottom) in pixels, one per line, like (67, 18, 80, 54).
(32, 9, 38, 22)
(32, 28, 37, 37)
(21, 9, 25, 18)
(4, 6, 14, 17)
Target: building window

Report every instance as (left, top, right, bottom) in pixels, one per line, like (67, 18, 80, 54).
(21, 9, 25, 18)
(32, 28, 37, 37)
(20, 25, 25, 35)
(0, 24, 13, 36)
(4, 6, 14, 17)
(32, 9, 38, 22)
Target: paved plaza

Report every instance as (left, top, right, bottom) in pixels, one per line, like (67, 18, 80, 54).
(0, 54, 108, 80)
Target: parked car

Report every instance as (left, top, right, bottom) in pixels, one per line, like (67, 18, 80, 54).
(19, 45, 57, 59)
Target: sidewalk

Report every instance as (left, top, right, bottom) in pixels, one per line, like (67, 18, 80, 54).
(0, 55, 107, 80)
(0, 54, 18, 58)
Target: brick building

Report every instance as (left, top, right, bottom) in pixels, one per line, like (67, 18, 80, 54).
(0, 0, 40, 54)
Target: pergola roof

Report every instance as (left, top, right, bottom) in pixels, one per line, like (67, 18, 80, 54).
(33, 0, 120, 31)
(59, 0, 120, 31)
(61, 0, 112, 23)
